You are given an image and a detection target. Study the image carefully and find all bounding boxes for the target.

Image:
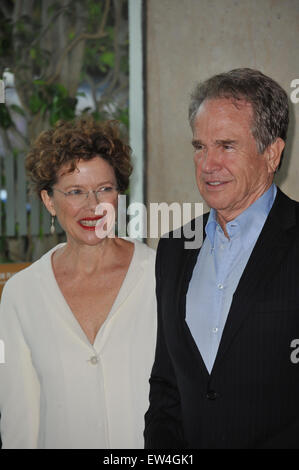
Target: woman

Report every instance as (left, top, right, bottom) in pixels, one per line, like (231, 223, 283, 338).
(0, 118, 157, 449)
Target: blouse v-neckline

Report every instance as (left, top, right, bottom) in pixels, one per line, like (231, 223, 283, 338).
(39, 240, 143, 351)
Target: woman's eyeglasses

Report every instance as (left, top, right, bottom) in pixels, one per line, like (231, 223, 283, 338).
(53, 186, 118, 205)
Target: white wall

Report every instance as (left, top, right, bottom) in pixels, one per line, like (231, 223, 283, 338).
(145, 0, 299, 246)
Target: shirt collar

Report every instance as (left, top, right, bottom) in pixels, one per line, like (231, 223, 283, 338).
(205, 184, 277, 249)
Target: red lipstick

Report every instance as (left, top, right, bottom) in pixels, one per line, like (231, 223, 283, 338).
(78, 216, 104, 231)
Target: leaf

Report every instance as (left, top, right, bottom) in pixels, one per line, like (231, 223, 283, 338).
(100, 52, 114, 68)
(33, 79, 47, 86)
(47, 2, 61, 16)
(107, 27, 114, 41)
(40, 103, 48, 117)
(10, 104, 25, 116)
(15, 20, 25, 33)
(30, 48, 37, 60)
(52, 95, 59, 107)
(115, 107, 129, 129)
(0, 104, 13, 129)
(92, 110, 105, 122)
(29, 94, 43, 114)
(54, 83, 68, 98)
(88, 1, 102, 19)
(49, 110, 59, 126)
(12, 147, 20, 158)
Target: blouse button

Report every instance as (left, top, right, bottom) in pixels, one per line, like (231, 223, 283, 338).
(90, 356, 99, 365)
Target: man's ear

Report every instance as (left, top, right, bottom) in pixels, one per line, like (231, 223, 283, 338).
(266, 138, 285, 173)
(41, 189, 56, 216)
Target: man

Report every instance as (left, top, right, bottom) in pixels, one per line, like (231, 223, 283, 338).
(144, 68, 299, 449)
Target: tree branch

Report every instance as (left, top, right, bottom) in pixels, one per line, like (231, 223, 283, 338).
(0, 2, 13, 19)
(102, 0, 122, 98)
(11, 123, 30, 148)
(30, 5, 70, 47)
(85, 74, 98, 111)
(0, 127, 13, 155)
(46, 0, 111, 86)
(93, 69, 114, 103)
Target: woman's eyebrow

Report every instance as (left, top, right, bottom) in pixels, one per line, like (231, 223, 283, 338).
(62, 181, 115, 190)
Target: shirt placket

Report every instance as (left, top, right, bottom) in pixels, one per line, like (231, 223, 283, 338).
(211, 227, 235, 358)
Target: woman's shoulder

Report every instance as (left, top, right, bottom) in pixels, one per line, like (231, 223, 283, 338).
(2, 243, 65, 294)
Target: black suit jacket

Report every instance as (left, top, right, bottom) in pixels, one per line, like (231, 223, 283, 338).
(144, 189, 299, 449)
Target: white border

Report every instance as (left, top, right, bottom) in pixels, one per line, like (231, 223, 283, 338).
(129, 0, 144, 210)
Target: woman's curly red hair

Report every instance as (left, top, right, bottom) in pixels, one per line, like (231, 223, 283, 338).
(26, 117, 132, 198)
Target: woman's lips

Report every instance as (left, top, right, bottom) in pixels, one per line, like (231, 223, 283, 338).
(78, 216, 104, 231)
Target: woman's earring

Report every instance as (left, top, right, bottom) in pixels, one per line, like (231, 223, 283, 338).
(50, 216, 56, 235)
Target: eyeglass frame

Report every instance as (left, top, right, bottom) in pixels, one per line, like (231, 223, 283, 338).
(52, 185, 119, 205)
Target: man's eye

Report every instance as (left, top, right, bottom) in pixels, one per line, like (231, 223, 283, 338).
(99, 186, 113, 192)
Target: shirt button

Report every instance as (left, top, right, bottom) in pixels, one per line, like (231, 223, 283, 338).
(206, 390, 219, 400)
(90, 356, 99, 365)
(212, 327, 218, 334)
(217, 283, 224, 290)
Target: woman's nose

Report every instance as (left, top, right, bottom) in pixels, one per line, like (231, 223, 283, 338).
(86, 190, 100, 206)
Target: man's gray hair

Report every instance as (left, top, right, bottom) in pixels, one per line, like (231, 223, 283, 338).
(189, 68, 289, 168)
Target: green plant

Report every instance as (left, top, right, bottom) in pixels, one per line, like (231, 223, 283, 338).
(0, 0, 129, 261)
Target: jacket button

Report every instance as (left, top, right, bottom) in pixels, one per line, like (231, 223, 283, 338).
(206, 390, 218, 400)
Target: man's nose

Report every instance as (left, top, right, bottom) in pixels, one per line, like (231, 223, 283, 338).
(201, 148, 221, 173)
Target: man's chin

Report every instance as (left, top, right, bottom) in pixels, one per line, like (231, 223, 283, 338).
(201, 193, 231, 211)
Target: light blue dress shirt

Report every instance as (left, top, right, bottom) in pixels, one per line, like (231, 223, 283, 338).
(186, 184, 277, 374)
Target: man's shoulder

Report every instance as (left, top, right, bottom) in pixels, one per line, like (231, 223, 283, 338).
(276, 187, 299, 205)
(271, 187, 299, 229)
(157, 212, 209, 255)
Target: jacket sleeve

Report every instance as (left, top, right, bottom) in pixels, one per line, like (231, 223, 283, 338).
(144, 238, 186, 449)
(0, 283, 40, 449)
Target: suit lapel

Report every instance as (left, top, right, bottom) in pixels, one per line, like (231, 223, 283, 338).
(176, 214, 211, 375)
(211, 189, 297, 374)
(177, 214, 209, 313)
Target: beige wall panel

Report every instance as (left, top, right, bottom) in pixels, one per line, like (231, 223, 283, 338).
(146, 0, 299, 246)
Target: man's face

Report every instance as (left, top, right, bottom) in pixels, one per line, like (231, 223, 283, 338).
(192, 98, 278, 221)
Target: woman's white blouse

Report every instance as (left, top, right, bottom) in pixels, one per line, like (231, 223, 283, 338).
(0, 240, 157, 449)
